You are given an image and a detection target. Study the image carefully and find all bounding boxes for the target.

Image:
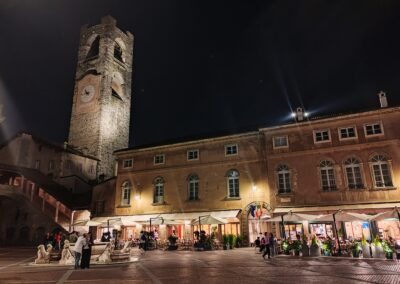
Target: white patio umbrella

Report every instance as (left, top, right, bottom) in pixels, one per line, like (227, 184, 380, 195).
(162, 219, 186, 225)
(106, 217, 137, 227)
(191, 215, 228, 225)
(73, 219, 103, 227)
(263, 212, 321, 222)
(370, 207, 400, 221)
(316, 211, 371, 222)
(192, 215, 227, 232)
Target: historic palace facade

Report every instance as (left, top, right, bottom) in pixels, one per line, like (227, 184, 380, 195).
(93, 94, 400, 244)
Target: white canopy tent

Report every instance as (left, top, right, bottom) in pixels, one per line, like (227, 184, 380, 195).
(315, 211, 371, 222)
(191, 215, 228, 225)
(263, 212, 322, 222)
(370, 207, 400, 221)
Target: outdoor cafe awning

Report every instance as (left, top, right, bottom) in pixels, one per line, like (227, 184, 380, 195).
(91, 210, 241, 226)
(273, 202, 400, 214)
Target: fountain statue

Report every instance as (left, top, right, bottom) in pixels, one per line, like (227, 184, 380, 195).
(34, 244, 52, 264)
(59, 240, 75, 265)
(97, 241, 114, 264)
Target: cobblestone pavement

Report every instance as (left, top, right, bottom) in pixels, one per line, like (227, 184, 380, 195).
(0, 247, 399, 284)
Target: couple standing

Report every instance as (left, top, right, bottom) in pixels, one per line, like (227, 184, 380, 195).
(74, 233, 93, 269)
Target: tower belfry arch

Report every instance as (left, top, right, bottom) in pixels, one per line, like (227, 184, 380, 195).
(68, 16, 134, 179)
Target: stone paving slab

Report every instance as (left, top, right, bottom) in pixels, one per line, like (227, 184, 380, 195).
(0, 247, 399, 283)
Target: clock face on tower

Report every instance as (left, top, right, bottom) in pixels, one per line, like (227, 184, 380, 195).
(80, 85, 95, 103)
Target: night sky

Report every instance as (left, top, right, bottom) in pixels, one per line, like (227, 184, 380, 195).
(0, 0, 399, 147)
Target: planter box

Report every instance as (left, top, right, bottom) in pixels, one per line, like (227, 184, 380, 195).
(362, 244, 371, 258)
(310, 245, 320, 257)
(352, 250, 361, 258)
(301, 245, 310, 257)
(371, 245, 385, 258)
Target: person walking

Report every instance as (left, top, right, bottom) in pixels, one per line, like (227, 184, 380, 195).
(262, 232, 271, 259)
(74, 233, 86, 269)
(55, 232, 61, 251)
(269, 233, 275, 257)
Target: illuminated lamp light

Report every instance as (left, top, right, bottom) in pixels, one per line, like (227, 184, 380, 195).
(304, 112, 309, 117)
(290, 112, 296, 118)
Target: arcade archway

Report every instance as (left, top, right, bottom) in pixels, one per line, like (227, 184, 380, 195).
(245, 201, 272, 244)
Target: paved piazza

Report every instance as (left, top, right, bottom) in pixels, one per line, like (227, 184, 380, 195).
(0, 247, 400, 284)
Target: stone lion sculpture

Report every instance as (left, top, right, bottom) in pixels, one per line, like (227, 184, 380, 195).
(121, 240, 132, 253)
(59, 240, 75, 265)
(34, 244, 52, 264)
(97, 242, 113, 264)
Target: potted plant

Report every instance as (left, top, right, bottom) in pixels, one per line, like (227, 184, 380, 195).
(309, 235, 320, 257)
(235, 235, 243, 248)
(371, 237, 385, 258)
(361, 235, 371, 258)
(282, 240, 290, 255)
(228, 234, 235, 249)
(321, 240, 332, 256)
(222, 235, 229, 250)
(292, 240, 301, 256)
(301, 234, 309, 256)
(168, 235, 178, 250)
(382, 241, 393, 260)
(350, 241, 362, 258)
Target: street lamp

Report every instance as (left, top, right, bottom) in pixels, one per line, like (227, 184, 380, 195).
(149, 217, 164, 232)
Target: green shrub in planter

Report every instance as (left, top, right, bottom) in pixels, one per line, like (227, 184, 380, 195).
(350, 241, 362, 258)
(222, 235, 229, 250)
(321, 241, 332, 256)
(310, 235, 320, 257)
(371, 237, 385, 258)
(227, 234, 235, 249)
(301, 235, 309, 256)
(282, 240, 290, 255)
(382, 241, 393, 260)
(291, 240, 301, 256)
(235, 235, 243, 248)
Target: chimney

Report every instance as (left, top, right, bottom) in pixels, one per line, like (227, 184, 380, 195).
(295, 107, 305, 121)
(377, 91, 388, 108)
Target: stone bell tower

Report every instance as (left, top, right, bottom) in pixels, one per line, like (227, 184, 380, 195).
(68, 15, 134, 179)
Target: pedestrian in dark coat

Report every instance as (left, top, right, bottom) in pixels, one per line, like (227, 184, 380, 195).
(80, 233, 93, 269)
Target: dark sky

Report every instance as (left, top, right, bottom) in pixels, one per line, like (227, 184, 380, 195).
(0, 0, 399, 146)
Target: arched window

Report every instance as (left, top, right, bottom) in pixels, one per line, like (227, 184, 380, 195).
(153, 177, 164, 204)
(227, 170, 240, 198)
(370, 155, 393, 188)
(121, 181, 131, 205)
(277, 165, 291, 194)
(86, 36, 100, 59)
(344, 158, 363, 189)
(188, 174, 199, 201)
(114, 42, 123, 62)
(320, 160, 336, 191)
